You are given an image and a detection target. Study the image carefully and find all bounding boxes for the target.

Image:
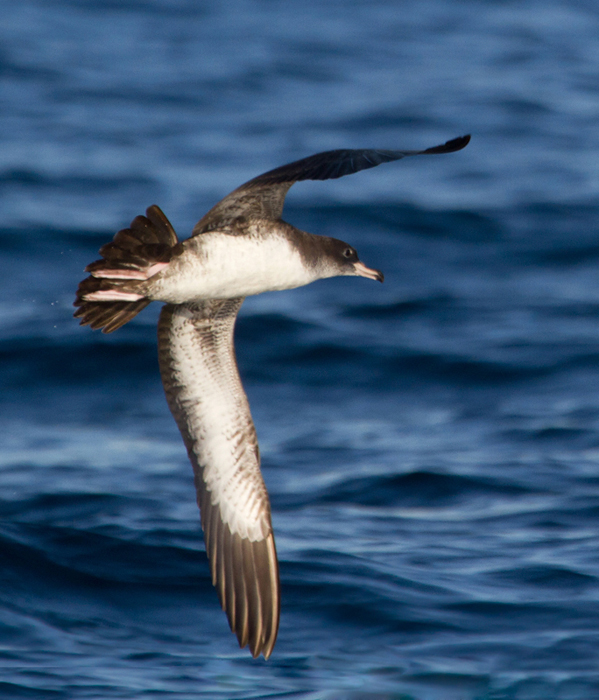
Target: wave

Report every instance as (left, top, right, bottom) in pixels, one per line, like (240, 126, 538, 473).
(0, 169, 154, 192)
(311, 470, 532, 508)
(0, 504, 209, 591)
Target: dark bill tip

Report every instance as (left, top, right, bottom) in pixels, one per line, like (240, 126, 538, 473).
(353, 261, 384, 283)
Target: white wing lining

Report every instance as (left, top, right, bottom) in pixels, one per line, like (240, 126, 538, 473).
(158, 299, 280, 658)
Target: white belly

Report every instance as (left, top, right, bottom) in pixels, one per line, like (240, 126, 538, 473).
(149, 230, 316, 303)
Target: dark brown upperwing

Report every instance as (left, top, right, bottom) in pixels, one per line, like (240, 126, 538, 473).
(192, 135, 470, 235)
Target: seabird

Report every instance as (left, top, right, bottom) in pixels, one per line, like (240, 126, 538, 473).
(74, 134, 470, 659)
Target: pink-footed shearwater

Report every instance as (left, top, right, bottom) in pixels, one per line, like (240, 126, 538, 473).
(74, 134, 470, 659)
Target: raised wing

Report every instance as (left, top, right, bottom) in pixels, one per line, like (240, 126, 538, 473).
(158, 299, 280, 659)
(193, 134, 471, 235)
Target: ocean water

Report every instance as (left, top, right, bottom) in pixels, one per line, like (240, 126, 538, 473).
(2, 0, 599, 698)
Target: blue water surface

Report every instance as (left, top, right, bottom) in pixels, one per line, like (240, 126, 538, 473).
(2, 1, 599, 698)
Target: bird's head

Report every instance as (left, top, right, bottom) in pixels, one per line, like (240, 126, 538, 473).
(318, 237, 384, 283)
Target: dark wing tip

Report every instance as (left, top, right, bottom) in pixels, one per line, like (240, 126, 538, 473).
(205, 512, 280, 660)
(422, 134, 471, 155)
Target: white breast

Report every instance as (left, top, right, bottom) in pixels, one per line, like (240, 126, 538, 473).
(150, 228, 316, 304)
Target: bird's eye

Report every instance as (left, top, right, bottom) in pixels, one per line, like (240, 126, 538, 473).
(343, 247, 354, 258)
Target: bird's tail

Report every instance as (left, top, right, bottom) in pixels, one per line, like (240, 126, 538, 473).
(74, 205, 179, 333)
